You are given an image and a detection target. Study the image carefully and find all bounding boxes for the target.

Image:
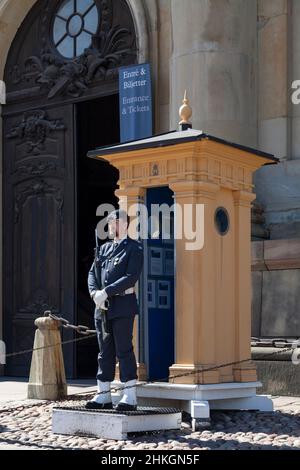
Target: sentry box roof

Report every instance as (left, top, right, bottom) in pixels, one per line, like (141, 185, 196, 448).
(87, 129, 278, 164)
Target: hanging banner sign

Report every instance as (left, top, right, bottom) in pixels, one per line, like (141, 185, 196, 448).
(119, 63, 153, 143)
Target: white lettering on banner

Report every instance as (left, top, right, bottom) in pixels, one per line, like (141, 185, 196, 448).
(128, 105, 150, 113)
(122, 107, 150, 115)
(119, 64, 152, 141)
(123, 67, 147, 80)
(123, 79, 147, 89)
(123, 95, 150, 104)
(123, 70, 139, 79)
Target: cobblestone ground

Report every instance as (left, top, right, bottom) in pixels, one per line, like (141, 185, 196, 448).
(0, 398, 300, 450)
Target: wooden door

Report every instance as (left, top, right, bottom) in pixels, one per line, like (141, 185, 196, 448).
(3, 104, 76, 376)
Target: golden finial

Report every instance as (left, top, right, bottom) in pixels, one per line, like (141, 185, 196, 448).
(179, 90, 192, 128)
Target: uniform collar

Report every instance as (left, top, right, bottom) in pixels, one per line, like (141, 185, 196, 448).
(113, 234, 128, 245)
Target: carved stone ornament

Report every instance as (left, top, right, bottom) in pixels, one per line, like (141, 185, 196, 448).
(8, 0, 136, 99)
(14, 180, 64, 224)
(15, 161, 59, 177)
(6, 110, 65, 155)
(152, 164, 159, 176)
(20, 289, 57, 315)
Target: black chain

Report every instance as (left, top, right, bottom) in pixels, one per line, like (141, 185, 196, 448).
(48, 313, 97, 336)
(1, 312, 299, 414)
(251, 337, 300, 348)
(1, 343, 296, 416)
(5, 333, 97, 359)
(43, 342, 300, 404)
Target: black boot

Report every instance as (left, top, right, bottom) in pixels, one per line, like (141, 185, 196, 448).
(85, 401, 113, 410)
(114, 402, 137, 412)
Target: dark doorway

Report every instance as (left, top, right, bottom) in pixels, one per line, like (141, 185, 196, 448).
(145, 186, 175, 381)
(76, 94, 120, 377)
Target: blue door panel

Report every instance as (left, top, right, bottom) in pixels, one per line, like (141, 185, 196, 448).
(146, 186, 174, 381)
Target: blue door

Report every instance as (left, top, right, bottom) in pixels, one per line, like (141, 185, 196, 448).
(146, 186, 175, 381)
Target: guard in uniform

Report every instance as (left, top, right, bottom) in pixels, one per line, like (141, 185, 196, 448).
(85, 209, 144, 411)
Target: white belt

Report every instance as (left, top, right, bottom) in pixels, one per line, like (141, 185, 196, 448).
(116, 287, 135, 296)
(99, 288, 135, 309)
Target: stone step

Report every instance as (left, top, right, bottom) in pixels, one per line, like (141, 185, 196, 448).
(52, 406, 182, 440)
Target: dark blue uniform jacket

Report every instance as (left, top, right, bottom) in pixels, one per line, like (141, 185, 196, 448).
(88, 236, 144, 319)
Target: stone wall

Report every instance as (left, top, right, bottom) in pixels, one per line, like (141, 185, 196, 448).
(143, 0, 172, 134)
(252, 239, 300, 337)
(257, 0, 290, 161)
(156, 0, 171, 133)
(170, 0, 258, 146)
(255, 0, 300, 239)
(255, 360, 300, 396)
(253, 0, 300, 339)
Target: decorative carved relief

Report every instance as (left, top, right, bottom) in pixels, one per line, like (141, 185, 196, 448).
(117, 154, 254, 192)
(8, 0, 136, 99)
(15, 161, 59, 176)
(14, 180, 64, 224)
(20, 289, 58, 315)
(152, 164, 159, 176)
(251, 201, 270, 240)
(6, 110, 65, 155)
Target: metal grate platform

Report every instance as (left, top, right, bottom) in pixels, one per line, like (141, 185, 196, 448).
(53, 406, 181, 416)
(52, 406, 182, 440)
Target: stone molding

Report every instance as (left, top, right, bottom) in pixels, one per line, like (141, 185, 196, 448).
(252, 238, 300, 271)
(108, 140, 258, 194)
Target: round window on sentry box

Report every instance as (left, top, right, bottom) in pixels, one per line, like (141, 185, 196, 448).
(215, 207, 230, 236)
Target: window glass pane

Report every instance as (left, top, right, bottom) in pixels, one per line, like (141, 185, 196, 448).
(57, 36, 74, 59)
(53, 0, 99, 58)
(77, 0, 94, 15)
(53, 17, 67, 45)
(84, 5, 99, 33)
(76, 31, 92, 55)
(68, 14, 83, 36)
(58, 0, 74, 19)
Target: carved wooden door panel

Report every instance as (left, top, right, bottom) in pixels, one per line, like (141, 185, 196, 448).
(3, 105, 76, 376)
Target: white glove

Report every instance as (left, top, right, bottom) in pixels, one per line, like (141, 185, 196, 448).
(94, 289, 108, 309)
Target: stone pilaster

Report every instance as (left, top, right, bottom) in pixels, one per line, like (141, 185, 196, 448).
(170, 0, 257, 146)
(168, 180, 220, 384)
(233, 190, 257, 382)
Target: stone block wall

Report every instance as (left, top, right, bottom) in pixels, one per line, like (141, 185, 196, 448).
(252, 239, 300, 337)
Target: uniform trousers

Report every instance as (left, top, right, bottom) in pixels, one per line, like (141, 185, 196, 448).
(95, 312, 138, 383)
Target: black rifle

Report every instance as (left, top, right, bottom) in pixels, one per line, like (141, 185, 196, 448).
(94, 228, 110, 339)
